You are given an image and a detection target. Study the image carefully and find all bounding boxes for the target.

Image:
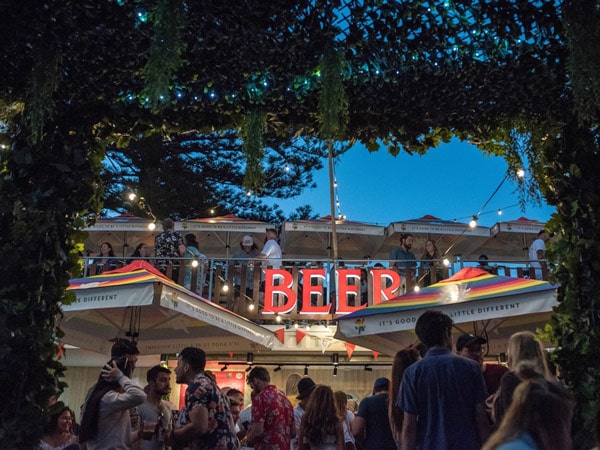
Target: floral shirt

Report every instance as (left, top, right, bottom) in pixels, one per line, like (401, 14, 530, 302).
(252, 384, 294, 450)
(180, 372, 238, 450)
(154, 230, 184, 271)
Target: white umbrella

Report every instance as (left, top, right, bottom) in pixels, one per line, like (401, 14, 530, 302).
(61, 261, 275, 355)
(377, 214, 491, 260)
(181, 214, 271, 259)
(280, 217, 385, 261)
(477, 217, 546, 261)
(335, 267, 557, 356)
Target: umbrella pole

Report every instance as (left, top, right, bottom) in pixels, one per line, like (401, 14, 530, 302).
(327, 140, 338, 261)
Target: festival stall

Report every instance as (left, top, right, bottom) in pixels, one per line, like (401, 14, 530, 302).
(280, 216, 385, 261)
(378, 214, 491, 261)
(477, 216, 546, 261)
(61, 261, 276, 355)
(335, 267, 558, 356)
(182, 214, 271, 259)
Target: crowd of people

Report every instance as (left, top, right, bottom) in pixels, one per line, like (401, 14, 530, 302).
(42, 306, 599, 450)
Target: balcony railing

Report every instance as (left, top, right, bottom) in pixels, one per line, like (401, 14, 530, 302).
(81, 256, 550, 320)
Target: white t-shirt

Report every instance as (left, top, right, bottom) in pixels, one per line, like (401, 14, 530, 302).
(260, 239, 282, 269)
(529, 238, 546, 268)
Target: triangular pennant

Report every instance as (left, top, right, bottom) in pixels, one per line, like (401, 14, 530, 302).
(228, 352, 234, 358)
(372, 350, 379, 360)
(296, 329, 307, 345)
(344, 342, 356, 359)
(274, 327, 285, 344)
(56, 343, 64, 359)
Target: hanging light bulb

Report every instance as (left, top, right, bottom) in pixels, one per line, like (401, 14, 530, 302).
(469, 216, 478, 228)
(284, 165, 290, 172)
(222, 283, 230, 293)
(516, 168, 525, 178)
(128, 192, 137, 201)
(192, 260, 199, 268)
(248, 302, 255, 311)
(443, 258, 450, 266)
(275, 314, 282, 323)
(148, 222, 156, 231)
(294, 322, 299, 329)
(498, 209, 503, 216)
(414, 285, 421, 293)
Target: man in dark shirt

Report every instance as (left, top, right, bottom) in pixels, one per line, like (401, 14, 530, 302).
(352, 377, 397, 450)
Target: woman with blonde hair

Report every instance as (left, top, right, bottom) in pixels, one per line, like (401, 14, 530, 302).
(299, 385, 345, 450)
(493, 331, 552, 424)
(286, 372, 303, 407)
(483, 375, 573, 450)
(334, 391, 355, 450)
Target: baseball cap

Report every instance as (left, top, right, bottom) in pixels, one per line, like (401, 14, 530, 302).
(456, 334, 487, 351)
(296, 377, 316, 400)
(373, 377, 389, 389)
(242, 235, 254, 246)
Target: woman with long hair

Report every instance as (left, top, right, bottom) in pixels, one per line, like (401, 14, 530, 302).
(285, 372, 303, 407)
(419, 239, 441, 286)
(299, 385, 345, 450)
(79, 339, 145, 448)
(483, 374, 573, 450)
(388, 348, 420, 448)
(334, 391, 355, 450)
(38, 403, 78, 450)
(492, 331, 553, 424)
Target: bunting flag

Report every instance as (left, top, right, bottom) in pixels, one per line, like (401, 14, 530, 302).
(228, 351, 234, 358)
(56, 343, 64, 359)
(275, 327, 285, 344)
(296, 329, 307, 345)
(344, 342, 356, 359)
(372, 350, 379, 360)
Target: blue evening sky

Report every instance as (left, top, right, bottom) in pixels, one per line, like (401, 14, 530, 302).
(274, 139, 555, 227)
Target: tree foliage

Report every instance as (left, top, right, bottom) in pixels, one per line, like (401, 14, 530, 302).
(2, 0, 600, 448)
(102, 131, 329, 222)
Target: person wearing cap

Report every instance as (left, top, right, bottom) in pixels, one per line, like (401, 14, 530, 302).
(456, 333, 508, 396)
(79, 339, 146, 449)
(257, 228, 282, 269)
(398, 311, 490, 450)
(351, 377, 397, 450)
(528, 230, 550, 280)
(291, 377, 316, 450)
(245, 366, 294, 450)
(231, 235, 260, 298)
(154, 218, 185, 282)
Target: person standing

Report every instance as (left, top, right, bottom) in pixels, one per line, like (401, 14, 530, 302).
(183, 233, 208, 294)
(257, 228, 282, 269)
(351, 378, 396, 450)
(528, 230, 550, 279)
(388, 348, 420, 448)
(389, 234, 416, 290)
(154, 218, 185, 282)
(298, 385, 345, 450)
(292, 377, 316, 450)
(79, 339, 146, 450)
(137, 365, 172, 450)
(456, 333, 508, 397)
(230, 235, 260, 299)
(399, 311, 490, 450)
(38, 403, 79, 450)
(245, 366, 295, 450)
(169, 347, 238, 450)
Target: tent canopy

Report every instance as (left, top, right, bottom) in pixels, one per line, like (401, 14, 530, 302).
(477, 217, 546, 261)
(281, 216, 385, 261)
(62, 261, 275, 355)
(335, 267, 557, 356)
(182, 214, 271, 258)
(378, 215, 491, 261)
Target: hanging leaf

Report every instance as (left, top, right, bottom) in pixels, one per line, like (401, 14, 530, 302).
(241, 109, 266, 192)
